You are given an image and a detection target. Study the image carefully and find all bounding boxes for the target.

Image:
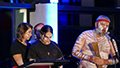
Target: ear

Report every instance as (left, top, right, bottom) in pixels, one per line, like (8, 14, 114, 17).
(95, 22, 98, 28)
(41, 34, 44, 38)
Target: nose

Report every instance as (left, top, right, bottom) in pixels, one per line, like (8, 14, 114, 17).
(46, 38, 50, 41)
(103, 25, 108, 29)
(103, 26, 106, 28)
(30, 33, 32, 37)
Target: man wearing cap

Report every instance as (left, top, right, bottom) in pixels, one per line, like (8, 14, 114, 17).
(72, 15, 119, 68)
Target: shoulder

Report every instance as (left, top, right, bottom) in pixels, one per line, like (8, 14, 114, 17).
(29, 39, 37, 45)
(80, 30, 94, 36)
(50, 41, 59, 47)
(11, 39, 20, 47)
(82, 30, 93, 34)
(51, 41, 57, 44)
(30, 40, 41, 48)
(10, 40, 22, 54)
(105, 34, 110, 40)
(32, 40, 40, 45)
(51, 41, 58, 45)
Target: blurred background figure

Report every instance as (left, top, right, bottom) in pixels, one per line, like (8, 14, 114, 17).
(29, 23, 44, 44)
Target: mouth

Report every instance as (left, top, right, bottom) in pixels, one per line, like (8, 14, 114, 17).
(102, 30, 106, 33)
(46, 41, 50, 43)
(102, 30, 105, 32)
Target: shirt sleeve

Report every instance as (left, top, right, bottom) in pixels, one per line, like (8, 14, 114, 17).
(11, 44, 22, 55)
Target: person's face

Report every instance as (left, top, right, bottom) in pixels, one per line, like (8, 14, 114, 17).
(24, 28, 32, 40)
(41, 32, 52, 45)
(95, 21, 109, 35)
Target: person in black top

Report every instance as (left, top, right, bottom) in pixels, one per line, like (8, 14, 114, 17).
(10, 22, 33, 68)
(28, 25, 63, 68)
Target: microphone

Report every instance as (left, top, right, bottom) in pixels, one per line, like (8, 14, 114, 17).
(107, 32, 120, 64)
(40, 30, 44, 35)
(106, 32, 119, 42)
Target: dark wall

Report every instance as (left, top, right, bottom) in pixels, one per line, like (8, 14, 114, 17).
(0, 10, 12, 68)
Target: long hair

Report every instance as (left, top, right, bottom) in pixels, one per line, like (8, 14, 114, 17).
(16, 22, 33, 42)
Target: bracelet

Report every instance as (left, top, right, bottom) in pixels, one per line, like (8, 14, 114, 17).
(108, 59, 112, 64)
(73, 51, 90, 61)
(112, 59, 115, 64)
(108, 59, 116, 65)
(81, 54, 90, 60)
(84, 55, 90, 60)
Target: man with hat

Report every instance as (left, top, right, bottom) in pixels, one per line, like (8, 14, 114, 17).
(72, 15, 119, 68)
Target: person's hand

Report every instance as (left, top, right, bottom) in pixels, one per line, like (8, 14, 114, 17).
(89, 56, 104, 65)
(59, 65, 63, 68)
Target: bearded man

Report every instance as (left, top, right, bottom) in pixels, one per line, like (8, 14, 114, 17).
(72, 15, 119, 68)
